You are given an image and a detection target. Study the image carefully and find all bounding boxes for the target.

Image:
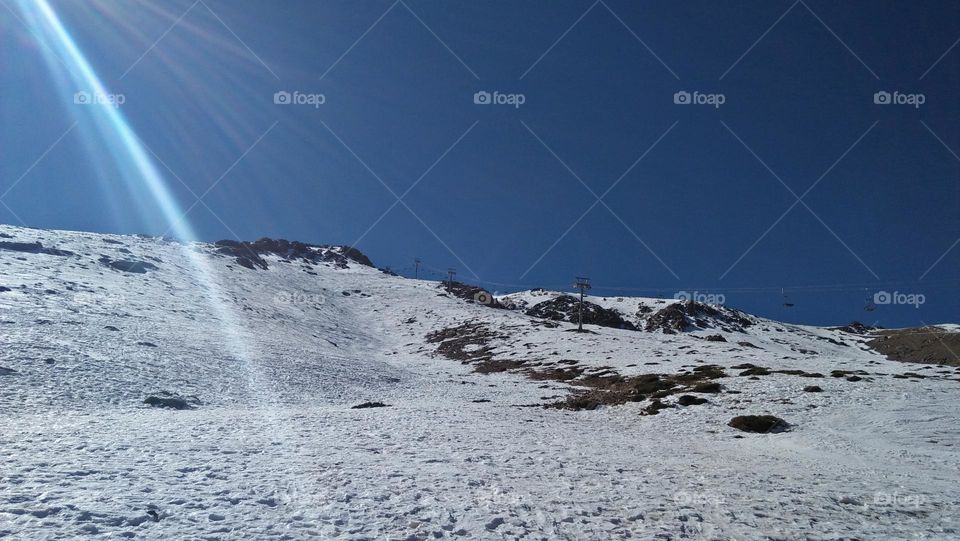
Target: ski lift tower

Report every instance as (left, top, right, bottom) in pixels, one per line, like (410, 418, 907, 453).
(574, 277, 591, 332)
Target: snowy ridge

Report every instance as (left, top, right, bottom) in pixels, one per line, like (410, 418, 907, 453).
(1, 224, 959, 540)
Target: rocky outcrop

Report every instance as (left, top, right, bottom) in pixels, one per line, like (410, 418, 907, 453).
(525, 296, 637, 330)
(441, 282, 505, 308)
(0, 241, 74, 257)
(214, 238, 374, 270)
(834, 321, 877, 335)
(644, 301, 753, 334)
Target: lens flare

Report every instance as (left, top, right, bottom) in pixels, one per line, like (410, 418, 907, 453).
(18, 0, 260, 375)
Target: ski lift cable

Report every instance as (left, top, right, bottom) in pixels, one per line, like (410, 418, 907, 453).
(392, 260, 960, 294)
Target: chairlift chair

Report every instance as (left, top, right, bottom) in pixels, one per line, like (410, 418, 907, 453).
(782, 288, 794, 308)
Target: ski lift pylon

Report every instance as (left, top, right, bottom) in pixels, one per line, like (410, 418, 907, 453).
(863, 288, 876, 312)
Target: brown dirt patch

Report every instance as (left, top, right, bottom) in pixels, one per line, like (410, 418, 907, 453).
(867, 327, 960, 366)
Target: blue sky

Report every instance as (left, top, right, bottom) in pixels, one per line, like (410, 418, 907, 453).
(2, 0, 958, 327)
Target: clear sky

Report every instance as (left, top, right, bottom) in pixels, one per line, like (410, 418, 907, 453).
(2, 0, 958, 327)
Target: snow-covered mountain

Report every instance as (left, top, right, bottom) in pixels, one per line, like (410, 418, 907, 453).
(1, 224, 958, 540)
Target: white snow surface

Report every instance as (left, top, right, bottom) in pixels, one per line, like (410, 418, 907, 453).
(1, 224, 958, 540)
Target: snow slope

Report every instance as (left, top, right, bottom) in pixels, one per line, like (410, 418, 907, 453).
(1, 224, 959, 540)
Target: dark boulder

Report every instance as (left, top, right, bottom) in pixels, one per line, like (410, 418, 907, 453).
(728, 415, 788, 433)
(351, 401, 390, 409)
(144, 392, 201, 410)
(677, 395, 708, 406)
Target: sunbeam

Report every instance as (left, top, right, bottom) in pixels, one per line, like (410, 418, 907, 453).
(16, 0, 261, 377)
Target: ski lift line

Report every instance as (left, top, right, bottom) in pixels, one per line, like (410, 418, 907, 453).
(392, 260, 960, 294)
(394, 273, 960, 294)
(465, 278, 960, 294)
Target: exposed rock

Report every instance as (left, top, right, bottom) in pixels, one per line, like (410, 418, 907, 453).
(739, 366, 771, 376)
(144, 392, 200, 410)
(214, 238, 374, 271)
(441, 282, 504, 308)
(645, 301, 753, 334)
(0, 241, 74, 257)
(834, 321, 877, 335)
(425, 322, 501, 364)
(728, 415, 788, 433)
(803, 385, 823, 392)
(526, 296, 636, 330)
(642, 399, 674, 415)
(351, 401, 390, 409)
(99, 257, 158, 274)
(690, 381, 723, 393)
(677, 395, 708, 406)
(704, 334, 727, 342)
